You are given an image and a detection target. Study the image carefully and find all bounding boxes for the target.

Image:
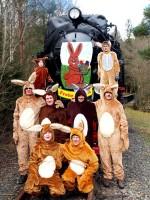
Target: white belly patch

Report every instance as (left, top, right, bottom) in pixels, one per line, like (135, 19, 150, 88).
(19, 108, 35, 130)
(70, 160, 86, 175)
(38, 156, 56, 178)
(99, 112, 115, 138)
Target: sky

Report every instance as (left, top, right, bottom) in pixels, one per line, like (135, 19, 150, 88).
(73, 0, 150, 39)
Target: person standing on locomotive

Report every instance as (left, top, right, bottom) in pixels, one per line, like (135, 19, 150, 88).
(94, 85, 129, 189)
(66, 88, 98, 146)
(97, 41, 120, 97)
(32, 56, 53, 89)
(11, 73, 46, 184)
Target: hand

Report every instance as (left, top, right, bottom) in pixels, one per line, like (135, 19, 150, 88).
(55, 100, 64, 108)
(115, 74, 119, 81)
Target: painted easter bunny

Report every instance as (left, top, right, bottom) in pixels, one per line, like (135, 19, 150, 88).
(64, 42, 83, 87)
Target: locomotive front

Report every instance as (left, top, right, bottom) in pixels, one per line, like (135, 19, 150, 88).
(43, 7, 125, 100)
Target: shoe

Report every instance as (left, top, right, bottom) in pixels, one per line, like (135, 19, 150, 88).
(117, 179, 125, 189)
(17, 174, 28, 184)
(87, 190, 94, 200)
(102, 178, 111, 187)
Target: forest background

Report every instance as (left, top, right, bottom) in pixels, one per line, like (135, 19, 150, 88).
(0, 0, 149, 135)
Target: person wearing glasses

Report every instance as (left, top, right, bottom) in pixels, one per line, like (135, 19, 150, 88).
(11, 73, 46, 184)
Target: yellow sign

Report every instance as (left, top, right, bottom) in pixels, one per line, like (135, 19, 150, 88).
(58, 87, 93, 99)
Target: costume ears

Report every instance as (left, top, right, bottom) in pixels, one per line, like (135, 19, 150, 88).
(33, 83, 59, 96)
(46, 83, 59, 93)
(11, 72, 37, 86)
(93, 83, 105, 95)
(72, 84, 92, 96)
(73, 114, 88, 137)
(28, 72, 36, 83)
(50, 114, 88, 137)
(26, 118, 53, 132)
(11, 80, 26, 86)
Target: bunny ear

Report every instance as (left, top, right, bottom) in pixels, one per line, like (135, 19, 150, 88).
(83, 84, 92, 95)
(28, 72, 36, 83)
(71, 84, 79, 93)
(11, 79, 26, 86)
(32, 89, 46, 96)
(27, 124, 42, 132)
(67, 42, 74, 54)
(93, 83, 101, 95)
(50, 83, 59, 93)
(74, 43, 83, 56)
(110, 84, 118, 89)
(46, 83, 59, 93)
(73, 114, 88, 137)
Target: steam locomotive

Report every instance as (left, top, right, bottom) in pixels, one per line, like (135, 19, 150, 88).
(40, 7, 125, 100)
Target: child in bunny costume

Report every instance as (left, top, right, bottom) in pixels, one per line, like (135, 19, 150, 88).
(93, 84, 129, 189)
(51, 114, 99, 200)
(11, 72, 46, 184)
(24, 118, 65, 198)
(97, 41, 120, 96)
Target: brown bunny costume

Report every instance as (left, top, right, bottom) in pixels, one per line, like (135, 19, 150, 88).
(94, 85, 129, 186)
(11, 73, 46, 181)
(24, 120, 65, 197)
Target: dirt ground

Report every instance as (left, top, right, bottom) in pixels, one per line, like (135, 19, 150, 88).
(0, 127, 150, 200)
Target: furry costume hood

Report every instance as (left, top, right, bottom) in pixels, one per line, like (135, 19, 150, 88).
(75, 88, 87, 102)
(40, 124, 55, 143)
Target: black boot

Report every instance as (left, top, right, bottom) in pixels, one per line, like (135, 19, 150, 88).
(17, 174, 28, 184)
(102, 178, 111, 188)
(117, 179, 125, 189)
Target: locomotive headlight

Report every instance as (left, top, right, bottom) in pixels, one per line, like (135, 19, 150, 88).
(69, 7, 81, 20)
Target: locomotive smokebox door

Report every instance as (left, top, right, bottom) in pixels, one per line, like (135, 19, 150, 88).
(60, 41, 93, 91)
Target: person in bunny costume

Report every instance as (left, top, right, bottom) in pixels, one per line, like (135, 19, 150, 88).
(11, 72, 46, 184)
(97, 41, 120, 97)
(51, 114, 99, 200)
(24, 118, 65, 198)
(93, 84, 129, 189)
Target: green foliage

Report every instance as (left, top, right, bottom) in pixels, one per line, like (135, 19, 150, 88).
(133, 23, 149, 37)
(138, 47, 150, 60)
(0, 61, 24, 135)
(144, 6, 150, 19)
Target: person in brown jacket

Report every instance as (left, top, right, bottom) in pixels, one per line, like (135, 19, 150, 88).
(97, 41, 120, 97)
(32, 56, 53, 89)
(51, 114, 99, 200)
(94, 84, 129, 189)
(24, 118, 65, 198)
(11, 73, 46, 184)
(39, 86, 68, 144)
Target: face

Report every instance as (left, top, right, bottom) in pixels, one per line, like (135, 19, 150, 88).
(72, 135, 80, 146)
(43, 131, 52, 141)
(102, 44, 110, 53)
(24, 87, 33, 96)
(46, 95, 54, 106)
(38, 60, 44, 67)
(78, 95, 85, 103)
(104, 92, 113, 100)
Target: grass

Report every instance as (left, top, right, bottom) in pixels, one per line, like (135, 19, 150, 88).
(125, 107, 150, 143)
